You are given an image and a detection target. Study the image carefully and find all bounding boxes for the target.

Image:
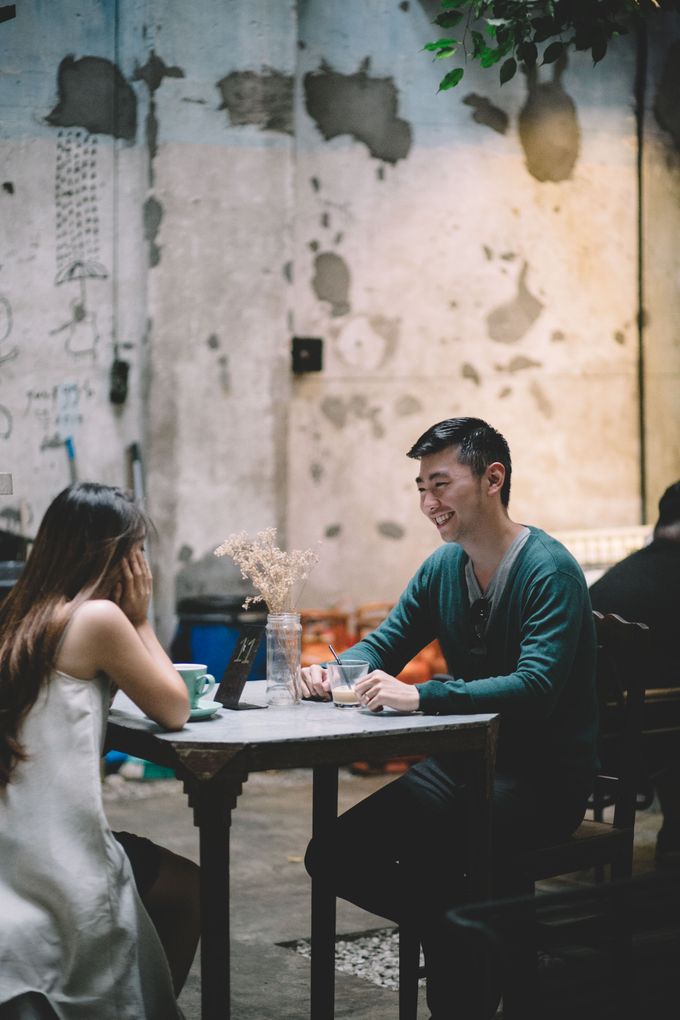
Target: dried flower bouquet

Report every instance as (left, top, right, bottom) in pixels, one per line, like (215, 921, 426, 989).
(214, 527, 319, 613)
(215, 529, 319, 705)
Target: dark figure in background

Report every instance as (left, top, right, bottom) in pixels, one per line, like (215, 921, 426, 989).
(590, 481, 680, 867)
(301, 417, 598, 1019)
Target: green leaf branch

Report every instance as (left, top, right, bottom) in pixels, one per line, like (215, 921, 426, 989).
(424, 0, 677, 91)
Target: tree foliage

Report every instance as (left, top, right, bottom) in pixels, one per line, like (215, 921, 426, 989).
(424, 0, 680, 90)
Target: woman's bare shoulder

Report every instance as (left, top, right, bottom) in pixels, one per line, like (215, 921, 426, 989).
(71, 598, 127, 629)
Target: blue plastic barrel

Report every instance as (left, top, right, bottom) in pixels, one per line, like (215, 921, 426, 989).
(170, 596, 267, 682)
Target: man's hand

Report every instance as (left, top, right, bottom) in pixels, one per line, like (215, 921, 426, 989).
(300, 663, 331, 700)
(355, 671, 420, 713)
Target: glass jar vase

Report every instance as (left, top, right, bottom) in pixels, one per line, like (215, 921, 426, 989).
(266, 612, 302, 707)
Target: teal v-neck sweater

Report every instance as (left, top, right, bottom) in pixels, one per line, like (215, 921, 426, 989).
(344, 527, 598, 779)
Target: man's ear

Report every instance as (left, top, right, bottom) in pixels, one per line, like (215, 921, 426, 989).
(486, 462, 505, 497)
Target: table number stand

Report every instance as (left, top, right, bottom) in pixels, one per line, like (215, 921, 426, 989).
(215, 622, 267, 710)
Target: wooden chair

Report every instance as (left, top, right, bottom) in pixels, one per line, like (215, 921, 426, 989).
(397, 610, 650, 1020)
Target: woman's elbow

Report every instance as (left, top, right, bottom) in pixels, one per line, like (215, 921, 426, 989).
(157, 692, 191, 731)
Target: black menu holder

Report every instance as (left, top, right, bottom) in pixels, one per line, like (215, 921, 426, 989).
(215, 622, 268, 710)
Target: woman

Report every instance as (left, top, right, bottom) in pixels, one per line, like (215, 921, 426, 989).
(0, 483, 199, 1019)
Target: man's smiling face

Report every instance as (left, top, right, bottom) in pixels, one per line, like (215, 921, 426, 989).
(416, 446, 485, 544)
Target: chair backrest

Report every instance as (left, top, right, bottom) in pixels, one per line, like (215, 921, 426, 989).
(592, 611, 650, 831)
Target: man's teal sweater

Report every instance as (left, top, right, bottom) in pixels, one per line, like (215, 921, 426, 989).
(344, 527, 598, 780)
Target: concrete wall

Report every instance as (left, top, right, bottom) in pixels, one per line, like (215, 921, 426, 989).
(1, 1, 679, 636)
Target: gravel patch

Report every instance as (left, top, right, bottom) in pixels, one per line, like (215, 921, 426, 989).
(285, 928, 425, 991)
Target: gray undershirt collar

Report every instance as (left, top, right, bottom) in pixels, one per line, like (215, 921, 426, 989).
(465, 526, 531, 627)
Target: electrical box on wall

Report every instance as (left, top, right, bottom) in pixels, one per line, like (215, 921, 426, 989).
(291, 336, 323, 374)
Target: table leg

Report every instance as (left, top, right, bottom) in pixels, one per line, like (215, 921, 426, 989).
(185, 775, 245, 1020)
(310, 764, 339, 1020)
(463, 722, 499, 901)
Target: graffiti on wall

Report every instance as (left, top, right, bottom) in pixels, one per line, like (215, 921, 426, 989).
(25, 380, 95, 447)
(46, 56, 139, 355)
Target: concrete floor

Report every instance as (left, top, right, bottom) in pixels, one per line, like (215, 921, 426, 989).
(103, 767, 664, 1020)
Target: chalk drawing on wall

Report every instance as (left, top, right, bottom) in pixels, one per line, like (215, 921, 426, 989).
(0, 405, 12, 439)
(51, 129, 106, 358)
(25, 380, 95, 441)
(54, 129, 107, 286)
(0, 294, 18, 367)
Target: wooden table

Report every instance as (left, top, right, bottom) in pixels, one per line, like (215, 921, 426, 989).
(106, 687, 499, 1020)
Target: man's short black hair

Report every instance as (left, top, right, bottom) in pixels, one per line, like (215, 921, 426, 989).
(407, 416, 512, 507)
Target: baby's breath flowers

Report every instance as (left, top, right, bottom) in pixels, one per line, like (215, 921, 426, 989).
(214, 528, 319, 614)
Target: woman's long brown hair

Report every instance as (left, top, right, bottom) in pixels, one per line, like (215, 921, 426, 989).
(0, 482, 148, 786)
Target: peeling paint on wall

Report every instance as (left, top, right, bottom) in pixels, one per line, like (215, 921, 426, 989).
(377, 520, 404, 539)
(217, 68, 293, 134)
(462, 363, 481, 385)
(518, 58, 580, 182)
(462, 94, 509, 135)
(394, 394, 422, 416)
(312, 252, 351, 316)
(529, 380, 553, 418)
(320, 396, 347, 429)
(304, 58, 412, 164)
(495, 355, 542, 372)
(144, 196, 163, 267)
(486, 262, 543, 343)
(134, 51, 185, 185)
(653, 41, 680, 149)
(331, 315, 397, 370)
(47, 56, 137, 140)
(319, 394, 384, 438)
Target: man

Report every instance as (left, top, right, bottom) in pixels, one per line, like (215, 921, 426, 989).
(590, 481, 680, 866)
(301, 416, 598, 1018)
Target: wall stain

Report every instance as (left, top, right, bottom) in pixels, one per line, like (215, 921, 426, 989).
(495, 355, 542, 372)
(320, 396, 347, 429)
(207, 334, 220, 349)
(310, 177, 321, 191)
(325, 524, 342, 538)
(654, 40, 680, 150)
(47, 56, 137, 140)
(217, 68, 293, 134)
(614, 330, 626, 345)
(320, 395, 384, 438)
(283, 261, 293, 283)
(462, 363, 481, 385)
(498, 386, 512, 399)
(529, 380, 553, 418)
(368, 315, 399, 362)
(334, 316, 396, 369)
(143, 196, 163, 267)
(133, 52, 185, 186)
(486, 262, 543, 343)
(518, 56, 580, 182)
(178, 544, 193, 562)
(2, 182, 14, 194)
(462, 94, 509, 135)
(312, 252, 351, 316)
(394, 394, 423, 416)
(304, 58, 412, 164)
(377, 521, 404, 540)
(310, 461, 324, 484)
(551, 329, 565, 342)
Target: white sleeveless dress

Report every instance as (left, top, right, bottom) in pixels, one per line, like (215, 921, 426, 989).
(0, 670, 182, 1020)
